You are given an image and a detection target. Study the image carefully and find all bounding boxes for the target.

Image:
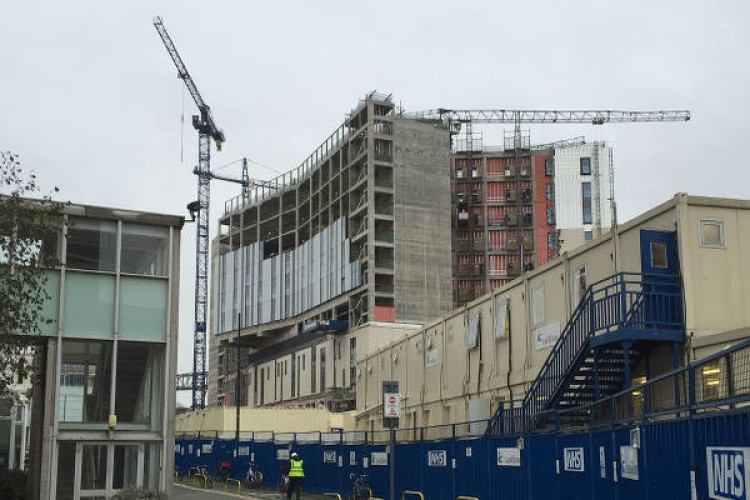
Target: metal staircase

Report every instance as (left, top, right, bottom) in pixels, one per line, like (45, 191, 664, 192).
(487, 272, 684, 436)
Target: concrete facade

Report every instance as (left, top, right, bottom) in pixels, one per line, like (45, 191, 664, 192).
(355, 194, 750, 432)
(209, 93, 453, 410)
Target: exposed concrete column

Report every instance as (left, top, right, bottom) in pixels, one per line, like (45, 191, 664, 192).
(8, 403, 17, 469)
(19, 403, 27, 471)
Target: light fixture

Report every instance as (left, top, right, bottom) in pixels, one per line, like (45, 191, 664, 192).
(702, 367, 721, 376)
(706, 380, 720, 386)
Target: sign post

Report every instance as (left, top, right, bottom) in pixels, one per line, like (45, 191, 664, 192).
(383, 381, 400, 500)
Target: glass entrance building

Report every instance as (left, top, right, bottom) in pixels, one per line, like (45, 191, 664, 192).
(25, 203, 183, 499)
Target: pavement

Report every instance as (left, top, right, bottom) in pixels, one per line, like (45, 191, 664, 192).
(172, 482, 325, 500)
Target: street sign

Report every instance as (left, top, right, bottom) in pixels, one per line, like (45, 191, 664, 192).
(382, 381, 400, 428)
(384, 393, 401, 419)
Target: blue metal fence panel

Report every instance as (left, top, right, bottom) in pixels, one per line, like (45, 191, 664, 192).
(175, 408, 750, 500)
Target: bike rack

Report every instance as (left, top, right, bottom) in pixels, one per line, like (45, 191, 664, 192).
(225, 478, 242, 492)
(324, 493, 343, 500)
(457, 496, 480, 500)
(402, 490, 425, 500)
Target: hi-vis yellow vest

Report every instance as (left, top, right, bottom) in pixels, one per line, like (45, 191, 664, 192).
(289, 459, 305, 477)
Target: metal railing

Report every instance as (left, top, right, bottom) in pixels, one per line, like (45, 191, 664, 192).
(176, 342, 750, 451)
(523, 272, 682, 416)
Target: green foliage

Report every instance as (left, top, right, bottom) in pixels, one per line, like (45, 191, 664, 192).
(0, 152, 64, 395)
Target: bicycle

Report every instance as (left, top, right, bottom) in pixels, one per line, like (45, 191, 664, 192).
(349, 473, 372, 500)
(244, 462, 264, 489)
(188, 465, 213, 488)
(213, 461, 232, 485)
(277, 473, 290, 492)
(174, 466, 183, 482)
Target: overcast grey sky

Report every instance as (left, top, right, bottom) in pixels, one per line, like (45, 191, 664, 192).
(2, 1, 748, 406)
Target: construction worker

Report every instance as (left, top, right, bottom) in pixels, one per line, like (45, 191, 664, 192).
(286, 451, 305, 500)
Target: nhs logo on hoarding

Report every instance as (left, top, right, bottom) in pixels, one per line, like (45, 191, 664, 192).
(707, 447, 750, 500)
(564, 447, 585, 473)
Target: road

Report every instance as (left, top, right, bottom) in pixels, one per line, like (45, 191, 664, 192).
(172, 483, 321, 500)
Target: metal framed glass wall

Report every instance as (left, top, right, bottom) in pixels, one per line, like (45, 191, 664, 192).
(45, 215, 175, 499)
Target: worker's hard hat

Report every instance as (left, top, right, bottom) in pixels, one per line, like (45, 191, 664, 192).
(291, 452, 298, 458)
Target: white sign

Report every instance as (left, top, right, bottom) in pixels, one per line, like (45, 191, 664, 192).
(371, 452, 388, 466)
(497, 448, 521, 467)
(426, 348, 439, 367)
(534, 322, 561, 350)
(706, 446, 750, 500)
(384, 393, 401, 419)
(188, 444, 193, 454)
(350, 451, 357, 466)
(563, 447, 585, 473)
(277, 449, 290, 460)
(202, 444, 213, 454)
(599, 446, 606, 479)
(428, 450, 447, 467)
(620, 446, 639, 481)
(338, 456, 343, 468)
(323, 451, 337, 464)
(238, 446, 250, 457)
(363, 457, 369, 468)
(466, 447, 472, 458)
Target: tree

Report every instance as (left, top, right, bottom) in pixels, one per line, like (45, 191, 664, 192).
(0, 152, 63, 395)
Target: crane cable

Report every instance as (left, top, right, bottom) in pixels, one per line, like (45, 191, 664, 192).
(180, 84, 186, 165)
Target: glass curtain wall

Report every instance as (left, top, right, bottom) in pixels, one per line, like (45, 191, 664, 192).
(54, 217, 171, 498)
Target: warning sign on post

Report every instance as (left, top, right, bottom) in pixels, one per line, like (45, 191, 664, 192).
(384, 393, 401, 418)
(382, 381, 400, 428)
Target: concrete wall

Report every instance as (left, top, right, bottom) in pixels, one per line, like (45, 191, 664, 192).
(393, 119, 453, 323)
(355, 195, 750, 431)
(175, 407, 356, 435)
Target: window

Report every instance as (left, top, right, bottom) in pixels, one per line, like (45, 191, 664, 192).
(466, 313, 480, 349)
(66, 218, 117, 272)
(311, 350, 316, 395)
(119, 277, 168, 341)
(81, 444, 107, 490)
(530, 284, 545, 328)
(349, 337, 357, 384)
(115, 342, 164, 427)
(570, 265, 587, 310)
(582, 182, 592, 224)
(547, 232, 557, 249)
(494, 297, 510, 339)
(545, 183, 554, 200)
(113, 444, 139, 490)
(546, 208, 556, 225)
(545, 158, 554, 176)
(650, 242, 668, 268)
(700, 220, 725, 247)
(120, 223, 168, 276)
(319, 348, 326, 393)
(580, 157, 591, 175)
(584, 230, 593, 242)
(59, 340, 112, 423)
(291, 356, 296, 398)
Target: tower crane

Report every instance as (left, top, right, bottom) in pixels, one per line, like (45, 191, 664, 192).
(153, 15, 221, 410)
(406, 107, 690, 298)
(154, 17, 274, 409)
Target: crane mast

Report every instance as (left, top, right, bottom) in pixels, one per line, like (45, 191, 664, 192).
(154, 16, 225, 410)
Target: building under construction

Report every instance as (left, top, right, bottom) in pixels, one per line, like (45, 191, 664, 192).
(451, 137, 613, 304)
(207, 94, 665, 411)
(209, 93, 454, 408)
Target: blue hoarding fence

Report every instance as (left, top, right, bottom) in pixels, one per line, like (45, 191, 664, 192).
(176, 338, 750, 499)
